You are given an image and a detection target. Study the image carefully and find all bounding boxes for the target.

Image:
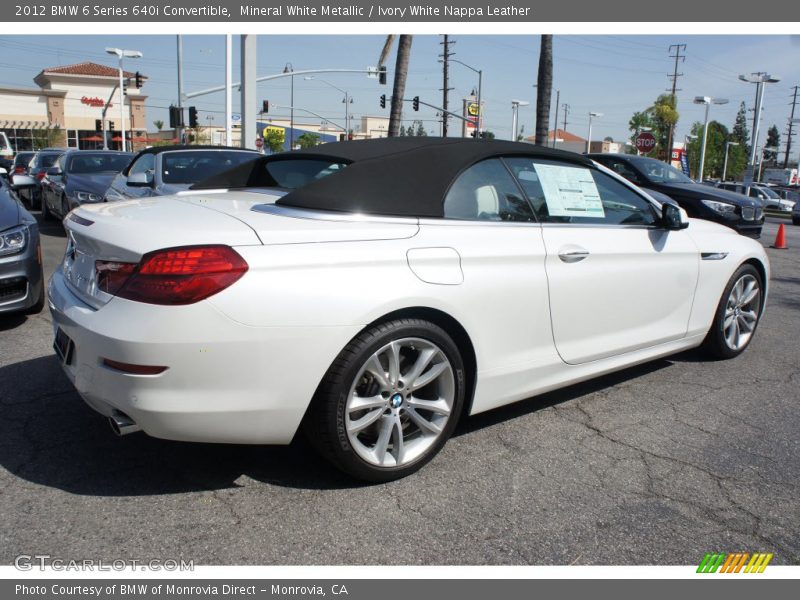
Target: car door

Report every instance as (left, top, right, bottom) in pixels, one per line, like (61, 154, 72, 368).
(504, 157, 699, 365)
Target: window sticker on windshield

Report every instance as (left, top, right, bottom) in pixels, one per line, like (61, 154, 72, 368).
(534, 164, 604, 218)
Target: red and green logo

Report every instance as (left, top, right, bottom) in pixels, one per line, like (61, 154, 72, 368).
(697, 552, 773, 573)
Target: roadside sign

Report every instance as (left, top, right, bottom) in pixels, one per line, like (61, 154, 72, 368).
(231, 113, 241, 122)
(255, 137, 263, 148)
(635, 132, 657, 154)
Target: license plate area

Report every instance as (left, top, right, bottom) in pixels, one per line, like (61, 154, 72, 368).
(53, 327, 74, 366)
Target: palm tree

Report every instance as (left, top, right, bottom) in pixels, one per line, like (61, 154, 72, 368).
(153, 119, 164, 131)
(534, 35, 553, 146)
(383, 35, 413, 137)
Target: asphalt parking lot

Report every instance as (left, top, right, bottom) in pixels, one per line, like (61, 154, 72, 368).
(1, 213, 798, 566)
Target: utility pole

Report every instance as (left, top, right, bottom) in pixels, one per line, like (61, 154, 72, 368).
(562, 103, 570, 134)
(666, 43, 686, 164)
(177, 35, 184, 144)
(785, 85, 798, 168)
(552, 90, 560, 148)
(439, 35, 455, 137)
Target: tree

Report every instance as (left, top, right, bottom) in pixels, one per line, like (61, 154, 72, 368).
(516, 124, 526, 142)
(627, 94, 679, 160)
(764, 125, 780, 164)
(296, 132, 320, 149)
(415, 120, 427, 137)
(534, 35, 553, 146)
(405, 124, 415, 137)
(732, 101, 750, 158)
(686, 120, 730, 179)
(153, 119, 164, 131)
(388, 35, 412, 137)
(263, 128, 285, 153)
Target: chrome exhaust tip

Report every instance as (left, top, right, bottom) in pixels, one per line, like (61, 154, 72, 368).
(108, 411, 141, 436)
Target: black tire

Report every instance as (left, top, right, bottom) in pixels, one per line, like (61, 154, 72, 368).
(702, 263, 764, 360)
(793, 217, 800, 226)
(304, 318, 466, 482)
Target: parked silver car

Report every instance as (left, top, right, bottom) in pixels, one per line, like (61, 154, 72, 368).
(104, 145, 259, 202)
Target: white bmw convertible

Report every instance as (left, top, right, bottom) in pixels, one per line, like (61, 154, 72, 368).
(49, 138, 769, 481)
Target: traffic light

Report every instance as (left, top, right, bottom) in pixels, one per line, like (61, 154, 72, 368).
(168, 105, 183, 128)
(95, 119, 102, 132)
(380, 94, 386, 109)
(135, 71, 143, 88)
(412, 96, 420, 111)
(109, 121, 115, 130)
(339, 133, 346, 141)
(378, 66, 387, 85)
(188, 106, 198, 128)
(122, 78, 129, 96)
(262, 100, 269, 113)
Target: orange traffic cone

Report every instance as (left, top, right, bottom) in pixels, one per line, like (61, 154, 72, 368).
(771, 223, 788, 249)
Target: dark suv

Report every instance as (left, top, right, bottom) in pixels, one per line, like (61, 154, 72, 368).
(588, 153, 763, 238)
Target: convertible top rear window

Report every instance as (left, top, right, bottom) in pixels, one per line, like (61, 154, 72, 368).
(264, 159, 347, 189)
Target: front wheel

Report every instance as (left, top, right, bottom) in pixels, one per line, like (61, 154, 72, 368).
(702, 264, 764, 359)
(304, 319, 465, 482)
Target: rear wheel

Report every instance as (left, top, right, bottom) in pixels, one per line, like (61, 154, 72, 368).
(702, 264, 763, 359)
(305, 319, 465, 482)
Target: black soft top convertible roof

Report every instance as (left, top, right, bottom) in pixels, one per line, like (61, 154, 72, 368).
(193, 137, 594, 218)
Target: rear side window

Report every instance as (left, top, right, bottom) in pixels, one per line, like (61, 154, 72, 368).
(504, 157, 658, 226)
(162, 151, 258, 184)
(443, 158, 535, 222)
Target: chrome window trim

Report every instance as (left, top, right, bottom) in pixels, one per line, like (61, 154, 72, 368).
(253, 203, 420, 225)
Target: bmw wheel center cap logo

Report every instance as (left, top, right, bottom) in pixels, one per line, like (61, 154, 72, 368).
(390, 393, 403, 409)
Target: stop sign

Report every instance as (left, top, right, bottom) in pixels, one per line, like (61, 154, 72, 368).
(635, 132, 657, 154)
(255, 137, 263, 149)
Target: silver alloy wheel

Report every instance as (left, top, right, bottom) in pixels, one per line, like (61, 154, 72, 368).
(345, 337, 455, 468)
(723, 273, 761, 351)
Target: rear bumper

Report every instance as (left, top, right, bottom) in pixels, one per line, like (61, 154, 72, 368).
(48, 269, 360, 444)
(0, 228, 43, 314)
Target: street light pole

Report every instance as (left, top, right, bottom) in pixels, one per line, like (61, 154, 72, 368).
(722, 141, 738, 182)
(693, 96, 728, 182)
(284, 63, 294, 149)
(106, 47, 142, 152)
(586, 111, 602, 153)
(739, 73, 780, 181)
(510, 100, 529, 141)
(305, 76, 353, 140)
(448, 59, 482, 140)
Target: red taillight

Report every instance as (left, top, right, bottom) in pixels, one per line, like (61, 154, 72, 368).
(102, 358, 168, 375)
(95, 245, 248, 305)
(36, 171, 46, 180)
(13, 166, 25, 174)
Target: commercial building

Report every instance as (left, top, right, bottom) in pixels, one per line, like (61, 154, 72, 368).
(0, 62, 147, 153)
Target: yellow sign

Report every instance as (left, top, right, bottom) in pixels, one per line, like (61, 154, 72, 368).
(467, 102, 480, 117)
(264, 126, 285, 142)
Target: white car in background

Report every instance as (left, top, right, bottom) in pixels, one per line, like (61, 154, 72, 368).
(48, 138, 769, 482)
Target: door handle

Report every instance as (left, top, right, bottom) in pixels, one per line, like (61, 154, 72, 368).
(558, 249, 590, 263)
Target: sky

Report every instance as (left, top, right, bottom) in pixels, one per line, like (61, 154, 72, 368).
(0, 34, 798, 157)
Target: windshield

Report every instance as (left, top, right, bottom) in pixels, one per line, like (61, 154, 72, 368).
(162, 151, 258, 184)
(37, 154, 61, 169)
(630, 157, 694, 184)
(757, 186, 779, 199)
(264, 159, 347, 189)
(68, 153, 131, 174)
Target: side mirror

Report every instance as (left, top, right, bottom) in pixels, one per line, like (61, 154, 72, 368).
(127, 171, 153, 187)
(662, 202, 689, 230)
(46, 166, 62, 178)
(10, 174, 37, 189)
